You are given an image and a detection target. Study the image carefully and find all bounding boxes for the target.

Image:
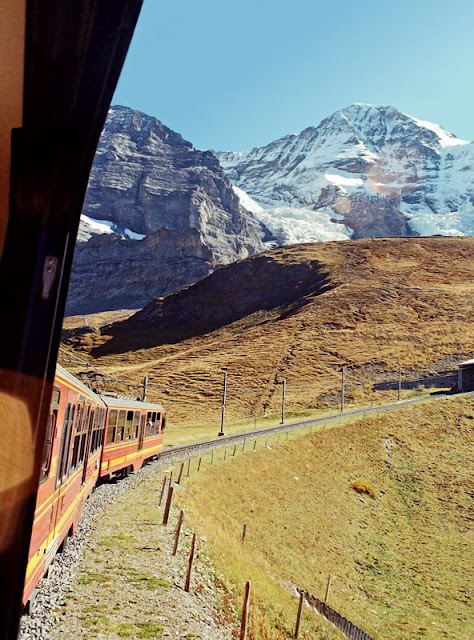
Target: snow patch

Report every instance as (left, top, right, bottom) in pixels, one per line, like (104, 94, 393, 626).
(79, 214, 146, 242)
(406, 115, 470, 148)
(255, 206, 351, 245)
(325, 173, 364, 192)
(232, 185, 264, 215)
(406, 200, 474, 237)
(124, 228, 146, 240)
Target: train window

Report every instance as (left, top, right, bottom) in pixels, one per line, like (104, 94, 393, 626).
(106, 409, 117, 445)
(133, 411, 140, 438)
(76, 403, 84, 434)
(97, 408, 105, 450)
(117, 410, 126, 442)
(57, 403, 75, 486)
(126, 411, 134, 440)
(146, 412, 152, 436)
(161, 416, 166, 432)
(70, 434, 81, 472)
(79, 431, 87, 463)
(51, 387, 61, 408)
(91, 410, 100, 452)
(40, 410, 57, 483)
(156, 412, 161, 431)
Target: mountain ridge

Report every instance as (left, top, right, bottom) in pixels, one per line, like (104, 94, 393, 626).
(217, 103, 474, 244)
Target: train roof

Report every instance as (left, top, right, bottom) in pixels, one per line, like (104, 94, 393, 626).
(55, 363, 101, 400)
(99, 394, 165, 412)
(55, 364, 165, 411)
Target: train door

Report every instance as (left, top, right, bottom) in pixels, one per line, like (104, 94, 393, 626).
(81, 405, 95, 485)
(138, 413, 145, 451)
(54, 399, 84, 543)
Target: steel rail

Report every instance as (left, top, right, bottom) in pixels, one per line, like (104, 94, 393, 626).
(158, 391, 472, 465)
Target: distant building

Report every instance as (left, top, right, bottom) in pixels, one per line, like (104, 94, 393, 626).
(458, 359, 474, 392)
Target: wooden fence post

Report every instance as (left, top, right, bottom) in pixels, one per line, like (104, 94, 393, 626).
(233, 445, 237, 456)
(294, 589, 305, 638)
(211, 450, 214, 465)
(325, 575, 332, 604)
(242, 438, 246, 451)
(186, 458, 190, 477)
(162, 485, 174, 526)
(169, 470, 173, 485)
(177, 462, 184, 484)
(241, 523, 247, 547)
(240, 581, 251, 640)
(184, 533, 197, 592)
(172, 510, 185, 556)
(159, 475, 167, 507)
(253, 440, 256, 451)
(224, 449, 227, 461)
(197, 457, 202, 472)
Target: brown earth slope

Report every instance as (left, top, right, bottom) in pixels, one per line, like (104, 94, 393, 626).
(65, 237, 474, 427)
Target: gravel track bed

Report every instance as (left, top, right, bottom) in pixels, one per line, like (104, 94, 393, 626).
(20, 457, 172, 640)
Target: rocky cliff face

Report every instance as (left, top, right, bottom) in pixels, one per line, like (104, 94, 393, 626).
(67, 106, 269, 314)
(218, 104, 474, 244)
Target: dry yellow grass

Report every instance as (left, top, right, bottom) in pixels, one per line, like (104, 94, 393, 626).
(63, 237, 474, 434)
(180, 395, 474, 640)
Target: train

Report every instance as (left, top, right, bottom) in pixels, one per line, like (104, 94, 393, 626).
(23, 364, 165, 609)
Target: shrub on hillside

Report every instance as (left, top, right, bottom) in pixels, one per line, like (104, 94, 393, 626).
(350, 480, 377, 499)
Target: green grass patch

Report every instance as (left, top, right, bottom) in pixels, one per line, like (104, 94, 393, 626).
(126, 570, 171, 591)
(136, 621, 164, 638)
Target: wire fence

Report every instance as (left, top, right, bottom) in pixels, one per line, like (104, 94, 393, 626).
(303, 590, 375, 640)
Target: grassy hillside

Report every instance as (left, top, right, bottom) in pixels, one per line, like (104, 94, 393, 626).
(180, 395, 474, 640)
(63, 237, 474, 430)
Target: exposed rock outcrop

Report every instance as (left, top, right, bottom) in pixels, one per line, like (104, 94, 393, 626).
(67, 106, 270, 314)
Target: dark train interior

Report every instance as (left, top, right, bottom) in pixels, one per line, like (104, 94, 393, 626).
(0, 2, 144, 638)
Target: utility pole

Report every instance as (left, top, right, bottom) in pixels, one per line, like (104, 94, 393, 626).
(341, 367, 345, 413)
(281, 379, 286, 425)
(398, 367, 402, 402)
(218, 371, 227, 436)
(142, 375, 148, 402)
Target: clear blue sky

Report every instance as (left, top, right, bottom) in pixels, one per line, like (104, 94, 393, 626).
(113, 0, 474, 151)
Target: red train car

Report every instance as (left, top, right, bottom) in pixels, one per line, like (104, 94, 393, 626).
(23, 366, 165, 608)
(99, 395, 165, 479)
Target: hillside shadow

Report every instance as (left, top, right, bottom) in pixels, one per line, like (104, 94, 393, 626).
(91, 253, 335, 355)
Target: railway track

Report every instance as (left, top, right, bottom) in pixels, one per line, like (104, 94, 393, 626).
(158, 390, 469, 464)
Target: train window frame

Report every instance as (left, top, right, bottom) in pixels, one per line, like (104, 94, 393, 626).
(117, 410, 126, 442)
(40, 386, 61, 483)
(126, 410, 134, 440)
(106, 409, 118, 445)
(69, 434, 81, 473)
(97, 408, 105, 451)
(146, 411, 151, 436)
(39, 411, 57, 483)
(133, 411, 140, 439)
(57, 402, 75, 486)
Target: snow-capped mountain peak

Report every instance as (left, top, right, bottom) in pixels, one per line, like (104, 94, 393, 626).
(218, 103, 474, 242)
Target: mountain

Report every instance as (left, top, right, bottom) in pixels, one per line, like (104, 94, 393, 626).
(66, 237, 474, 426)
(66, 106, 270, 315)
(217, 104, 474, 244)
